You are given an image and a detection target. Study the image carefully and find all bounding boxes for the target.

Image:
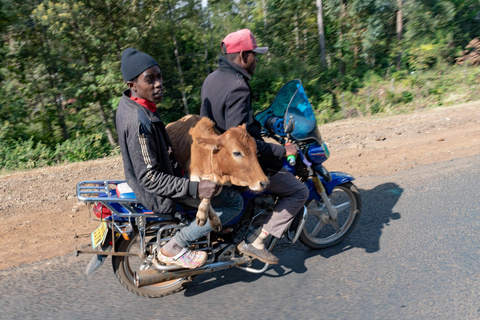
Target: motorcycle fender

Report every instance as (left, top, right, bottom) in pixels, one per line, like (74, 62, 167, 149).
(85, 229, 116, 276)
(306, 171, 355, 200)
(86, 253, 108, 276)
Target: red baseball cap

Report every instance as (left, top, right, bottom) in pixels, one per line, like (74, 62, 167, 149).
(221, 29, 268, 54)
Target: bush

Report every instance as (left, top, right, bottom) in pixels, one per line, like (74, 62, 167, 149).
(386, 91, 415, 104)
(0, 131, 114, 172)
(362, 70, 384, 85)
(0, 138, 53, 171)
(370, 101, 383, 115)
(400, 91, 414, 103)
(406, 43, 440, 71)
(52, 133, 111, 163)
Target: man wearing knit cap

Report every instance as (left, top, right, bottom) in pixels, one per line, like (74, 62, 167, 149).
(116, 48, 243, 269)
(200, 29, 309, 265)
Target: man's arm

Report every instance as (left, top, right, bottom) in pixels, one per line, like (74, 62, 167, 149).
(125, 120, 198, 199)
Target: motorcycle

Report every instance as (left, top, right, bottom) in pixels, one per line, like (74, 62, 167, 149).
(75, 79, 361, 298)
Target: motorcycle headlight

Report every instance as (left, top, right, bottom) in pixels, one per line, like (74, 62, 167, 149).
(307, 142, 329, 164)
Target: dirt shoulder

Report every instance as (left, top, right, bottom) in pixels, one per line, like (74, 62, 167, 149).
(1, 101, 479, 270)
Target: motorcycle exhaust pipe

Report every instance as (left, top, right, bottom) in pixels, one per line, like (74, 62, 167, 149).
(135, 257, 248, 288)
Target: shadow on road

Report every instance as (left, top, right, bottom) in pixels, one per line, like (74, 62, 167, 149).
(318, 182, 403, 258)
(184, 182, 403, 297)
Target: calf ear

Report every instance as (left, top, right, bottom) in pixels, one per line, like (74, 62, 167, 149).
(196, 137, 222, 152)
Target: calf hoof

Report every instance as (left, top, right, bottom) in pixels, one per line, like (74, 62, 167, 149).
(209, 216, 222, 232)
(196, 216, 207, 227)
(196, 209, 208, 227)
(207, 204, 222, 232)
(197, 200, 209, 227)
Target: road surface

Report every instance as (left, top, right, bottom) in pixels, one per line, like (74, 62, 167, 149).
(1, 155, 479, 320)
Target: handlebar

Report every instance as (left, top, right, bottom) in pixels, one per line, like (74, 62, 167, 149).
(287, 154, 296, 166)
(285, 141, 297, 166)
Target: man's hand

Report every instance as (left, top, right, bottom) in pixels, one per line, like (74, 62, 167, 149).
(198, 180, 220, 199)
(285, 143, 297, 157)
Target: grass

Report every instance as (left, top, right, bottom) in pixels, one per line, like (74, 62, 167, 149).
(315, 64, 480, 123)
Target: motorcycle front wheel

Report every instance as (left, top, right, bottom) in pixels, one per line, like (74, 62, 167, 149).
(112, 222, 192, 298)
(299, 182, 361, 249)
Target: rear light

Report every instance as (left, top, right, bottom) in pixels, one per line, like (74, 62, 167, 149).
(93, 202, 112, 219)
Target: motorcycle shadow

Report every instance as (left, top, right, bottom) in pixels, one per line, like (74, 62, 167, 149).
(185, 237, 317, 297)
(184, 182, 403, 297)
(184, 247, 309, 298)
(318, 182, 403, 259)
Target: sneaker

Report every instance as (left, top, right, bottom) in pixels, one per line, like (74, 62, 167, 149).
(157, 248, 207, 269)
(237, 240, 279, 264)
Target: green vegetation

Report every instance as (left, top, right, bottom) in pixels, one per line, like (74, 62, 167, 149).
(327, 64, 480, 123)
(0, 124, 118, 171)
(1, 0, 479, 173)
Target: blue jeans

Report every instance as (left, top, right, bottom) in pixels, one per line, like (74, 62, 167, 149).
(173, 187, 243, 248)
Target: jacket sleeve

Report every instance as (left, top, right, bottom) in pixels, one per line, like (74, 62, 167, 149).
(255, 137, 285, 161)
(125, 118, 198, 199)
(224, 84, 285, 161)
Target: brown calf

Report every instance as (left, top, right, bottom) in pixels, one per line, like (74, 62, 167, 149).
(166, 115, 268, 231)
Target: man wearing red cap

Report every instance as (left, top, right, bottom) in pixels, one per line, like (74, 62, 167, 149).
(200, 29, 309, 264)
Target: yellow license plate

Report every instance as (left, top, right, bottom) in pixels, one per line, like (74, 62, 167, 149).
(91, 221, 108, 249)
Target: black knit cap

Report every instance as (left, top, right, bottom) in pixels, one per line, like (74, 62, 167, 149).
(121, 48, 159, 82)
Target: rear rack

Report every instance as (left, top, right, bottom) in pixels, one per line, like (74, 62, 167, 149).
(77, 180, 130, 202)
(76, 180, 154, 218)
(75, 180, 161, 257)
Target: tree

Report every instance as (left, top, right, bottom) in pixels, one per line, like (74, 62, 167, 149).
(315, 0, 327, 69)
(2, 0, 480, 169)
(396, 0, 403, 70)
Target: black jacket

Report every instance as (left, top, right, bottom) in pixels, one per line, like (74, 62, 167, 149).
(116, 90, 198, 214)
(200, 56, 284, 175)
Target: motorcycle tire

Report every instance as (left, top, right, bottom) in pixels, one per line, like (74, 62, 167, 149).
(112, 222, 193, 298)
(299, 182, 361, 249)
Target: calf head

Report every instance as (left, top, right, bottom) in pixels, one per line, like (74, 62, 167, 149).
(193, 124, 269, 192)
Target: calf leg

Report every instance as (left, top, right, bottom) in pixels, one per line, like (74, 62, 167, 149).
(196, 199, 222, 232)
(196, 198, 210, 227)
(208, 204, 222, 232)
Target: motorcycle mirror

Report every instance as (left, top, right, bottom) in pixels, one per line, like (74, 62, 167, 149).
(284, 116, 295, 134)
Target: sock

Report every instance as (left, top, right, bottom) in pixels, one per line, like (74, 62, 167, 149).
(161, 238, 183, 257)
(247, 228, 270, 250)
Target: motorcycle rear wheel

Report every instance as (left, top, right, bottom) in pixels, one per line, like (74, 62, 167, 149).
(112, 222, 192, 298)
(299, 182, 361, 249)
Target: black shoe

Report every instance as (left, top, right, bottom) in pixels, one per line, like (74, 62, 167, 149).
(237, 240, 279, 264)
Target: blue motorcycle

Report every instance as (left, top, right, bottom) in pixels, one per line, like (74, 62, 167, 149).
(75, 79, 361, 298)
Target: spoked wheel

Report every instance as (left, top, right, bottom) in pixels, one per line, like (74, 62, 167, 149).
(299, 182, 361, 249)
(112, 222, 192, 298)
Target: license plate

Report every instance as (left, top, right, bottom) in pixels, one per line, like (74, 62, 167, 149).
(91, 221, 108, 249)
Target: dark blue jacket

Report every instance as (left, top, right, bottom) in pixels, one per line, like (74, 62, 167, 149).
(200, 56, 284, 175)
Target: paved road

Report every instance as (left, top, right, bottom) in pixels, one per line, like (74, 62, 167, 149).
(1, 155, 479, 320)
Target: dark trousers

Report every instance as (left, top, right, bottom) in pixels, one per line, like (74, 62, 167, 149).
(262, 168, 310, 238)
